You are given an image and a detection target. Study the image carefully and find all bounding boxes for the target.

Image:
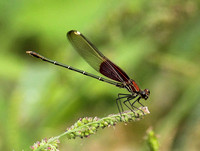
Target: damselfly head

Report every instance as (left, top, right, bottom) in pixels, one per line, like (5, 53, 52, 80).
(140, 89, 150, 100)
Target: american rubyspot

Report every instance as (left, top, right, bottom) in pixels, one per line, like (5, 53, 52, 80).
(26, 30, 150, 115)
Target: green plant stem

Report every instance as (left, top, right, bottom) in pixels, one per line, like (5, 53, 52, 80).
(31, 107, 150, 151)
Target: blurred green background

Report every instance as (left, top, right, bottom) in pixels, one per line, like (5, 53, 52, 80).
(1, 0, 200, 150)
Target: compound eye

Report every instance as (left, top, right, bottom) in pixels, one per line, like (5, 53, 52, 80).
(145, 89, 150, 95)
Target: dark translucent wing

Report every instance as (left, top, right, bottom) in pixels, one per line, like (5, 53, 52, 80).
(67, 30, 130, 82)
(99, 59, 130, 82)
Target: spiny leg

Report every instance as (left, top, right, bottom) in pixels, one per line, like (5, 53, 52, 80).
(123, 97, 138, 116)
(118, 93, 130, 96)
(131, 97, 145, 115)
(116, 94, 130, 115)
(116, 98, 122, 116)
(118, 94, 130, 112)
(138, 99, 144, 107)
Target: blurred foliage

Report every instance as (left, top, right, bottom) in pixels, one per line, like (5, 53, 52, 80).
(0, 0, 200, 150)
(146, 127, 159, 151)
